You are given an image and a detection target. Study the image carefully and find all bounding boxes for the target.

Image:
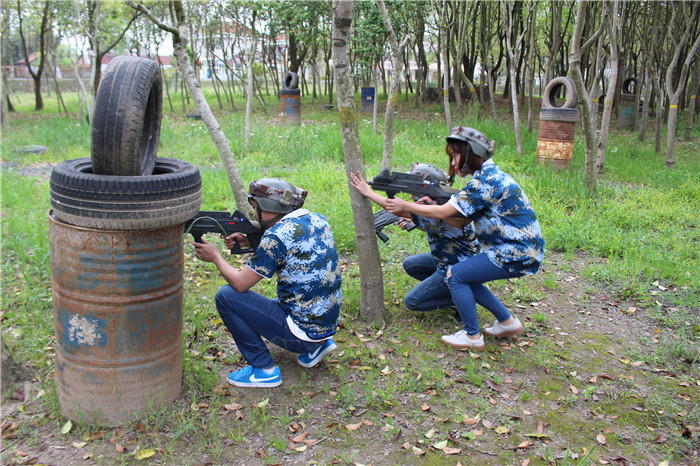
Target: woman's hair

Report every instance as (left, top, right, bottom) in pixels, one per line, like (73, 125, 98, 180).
(446, 141, 484, 181)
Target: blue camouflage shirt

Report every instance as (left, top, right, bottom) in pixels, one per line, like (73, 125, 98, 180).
(410, 215, 480, 272)
(448, 161, 544, 275)
(247, 209, 342, 337)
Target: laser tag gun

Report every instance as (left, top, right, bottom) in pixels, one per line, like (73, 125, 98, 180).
(368, 168, 459, 204)
(184, 210, 264, 254)
(373, 209, 416, 243)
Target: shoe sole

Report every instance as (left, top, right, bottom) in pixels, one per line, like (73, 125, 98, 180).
(297, 342, 337, 368)
(227, 379, 282, 388)
(483, 326, 524, 338)
(440, 337, 485, 352)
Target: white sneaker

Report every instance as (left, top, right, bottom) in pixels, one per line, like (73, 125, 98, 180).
(483, 317, 524, 338)
(440, 330, 485, 352)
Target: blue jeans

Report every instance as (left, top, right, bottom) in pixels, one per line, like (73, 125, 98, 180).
(402, 253, 453, 311)
(447, 253, 523, 335)
(215, 285, 323, 368)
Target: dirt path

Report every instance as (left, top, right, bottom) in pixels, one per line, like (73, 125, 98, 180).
(2, 252, 698, 465)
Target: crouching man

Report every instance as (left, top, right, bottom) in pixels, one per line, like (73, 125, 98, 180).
(193, 178, 342, 388)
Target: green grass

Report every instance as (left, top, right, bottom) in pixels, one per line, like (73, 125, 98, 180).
(1, 87, 698, 464)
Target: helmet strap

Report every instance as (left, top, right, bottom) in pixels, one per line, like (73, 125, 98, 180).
(256, 203, 285, 230)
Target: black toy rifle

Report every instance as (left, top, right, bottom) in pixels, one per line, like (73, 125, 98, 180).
(368, 168, 458, 203)
(373, 209, 415, 243)
(184, 210, 263, 254)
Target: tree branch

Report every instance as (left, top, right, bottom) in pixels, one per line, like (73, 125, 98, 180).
(126, 1, 179, 37)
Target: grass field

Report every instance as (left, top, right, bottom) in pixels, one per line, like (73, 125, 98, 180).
(1, 87, 698, 464)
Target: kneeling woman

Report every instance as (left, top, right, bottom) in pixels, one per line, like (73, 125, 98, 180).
(385, 127, 544, 352)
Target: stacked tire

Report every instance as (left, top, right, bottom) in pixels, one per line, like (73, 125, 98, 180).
(280, 71, 301, 125)
(537, 77, 579, 168)
(49, 55, 200, 427)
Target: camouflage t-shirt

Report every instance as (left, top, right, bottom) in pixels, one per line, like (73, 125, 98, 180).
(410, 215, 481, 272)
(247, 209, 342, 337)
(448, 161, 544, 275)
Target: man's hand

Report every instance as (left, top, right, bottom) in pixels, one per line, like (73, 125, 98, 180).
(225, 232, 251, 251)
(192, 238, 222, 263)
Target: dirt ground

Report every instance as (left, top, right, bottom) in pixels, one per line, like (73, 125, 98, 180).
(2, 249, 698, 466)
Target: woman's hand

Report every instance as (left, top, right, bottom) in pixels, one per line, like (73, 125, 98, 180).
(414, 196, 438, 205)
(385, 197, 411, 215)
(349, 171, 372, 197)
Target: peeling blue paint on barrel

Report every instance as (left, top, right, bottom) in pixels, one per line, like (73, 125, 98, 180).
(50, 212, 183, 426)
(280, 88, 301, 125)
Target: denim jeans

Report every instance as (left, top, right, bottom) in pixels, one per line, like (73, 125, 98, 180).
(446, 253, 523, 335)
(402, 253, 453, 311)
(215, 285, 323, 368)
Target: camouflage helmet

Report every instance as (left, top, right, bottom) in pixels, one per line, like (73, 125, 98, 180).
(446, 126, 494, 160)
(247, 178, 307, 214)
(409, 162, 449, 184)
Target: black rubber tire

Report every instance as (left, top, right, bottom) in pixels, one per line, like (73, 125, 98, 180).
(542, 77, 578, 109)
(91, 55, 163, 177)
(280, 88, 301, 96)
(50, 157, 201, 230)
(283, 71, 299, 89)
(186, 113, 202, 120)
(622, 77, 638, 95)
(539, 107, 580, 122)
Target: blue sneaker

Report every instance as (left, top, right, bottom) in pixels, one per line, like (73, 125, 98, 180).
(297, 339, 337, 368)
(227, 365, 282, 388)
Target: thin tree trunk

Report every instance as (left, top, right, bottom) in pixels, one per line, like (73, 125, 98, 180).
(685, 65, 699, 141)
(595, 0, 620, 177)
(128, 0, 249, 210)
(526, 1, 538, 133)
(332, 0, 384, 323)
(378, 0, 409, 169)
(569, 0, 608, 193)
(245, 35, 257, 150)
(664, 4, 700, 168)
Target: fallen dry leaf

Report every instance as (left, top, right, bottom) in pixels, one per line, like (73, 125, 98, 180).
(596, 433, 607, 445)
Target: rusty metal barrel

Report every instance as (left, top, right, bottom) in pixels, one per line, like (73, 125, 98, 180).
(617, 77, 638, 129)
(617, 94, 637, 129)
(50, 212, 183, 426)
(280, 88, 301, 125)
(537, 107, 580, 168)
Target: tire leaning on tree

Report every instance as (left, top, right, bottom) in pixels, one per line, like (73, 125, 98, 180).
(91, 55, 163, 177)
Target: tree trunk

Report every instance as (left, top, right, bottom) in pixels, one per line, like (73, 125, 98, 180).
(245, 29, 257, 150)
(526, 1, 538, 133)
(378, 0, 408, 170)
(504, 0, 524, 156)
(663, 3, 700, 168)
(569, 0, 607, 193)
(332, 0, 385, 323)
(685, 65, 699, 141)
(128, 0, 249, 210)
(595, 0, 620, 177)
(439, 1, 452, 131)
